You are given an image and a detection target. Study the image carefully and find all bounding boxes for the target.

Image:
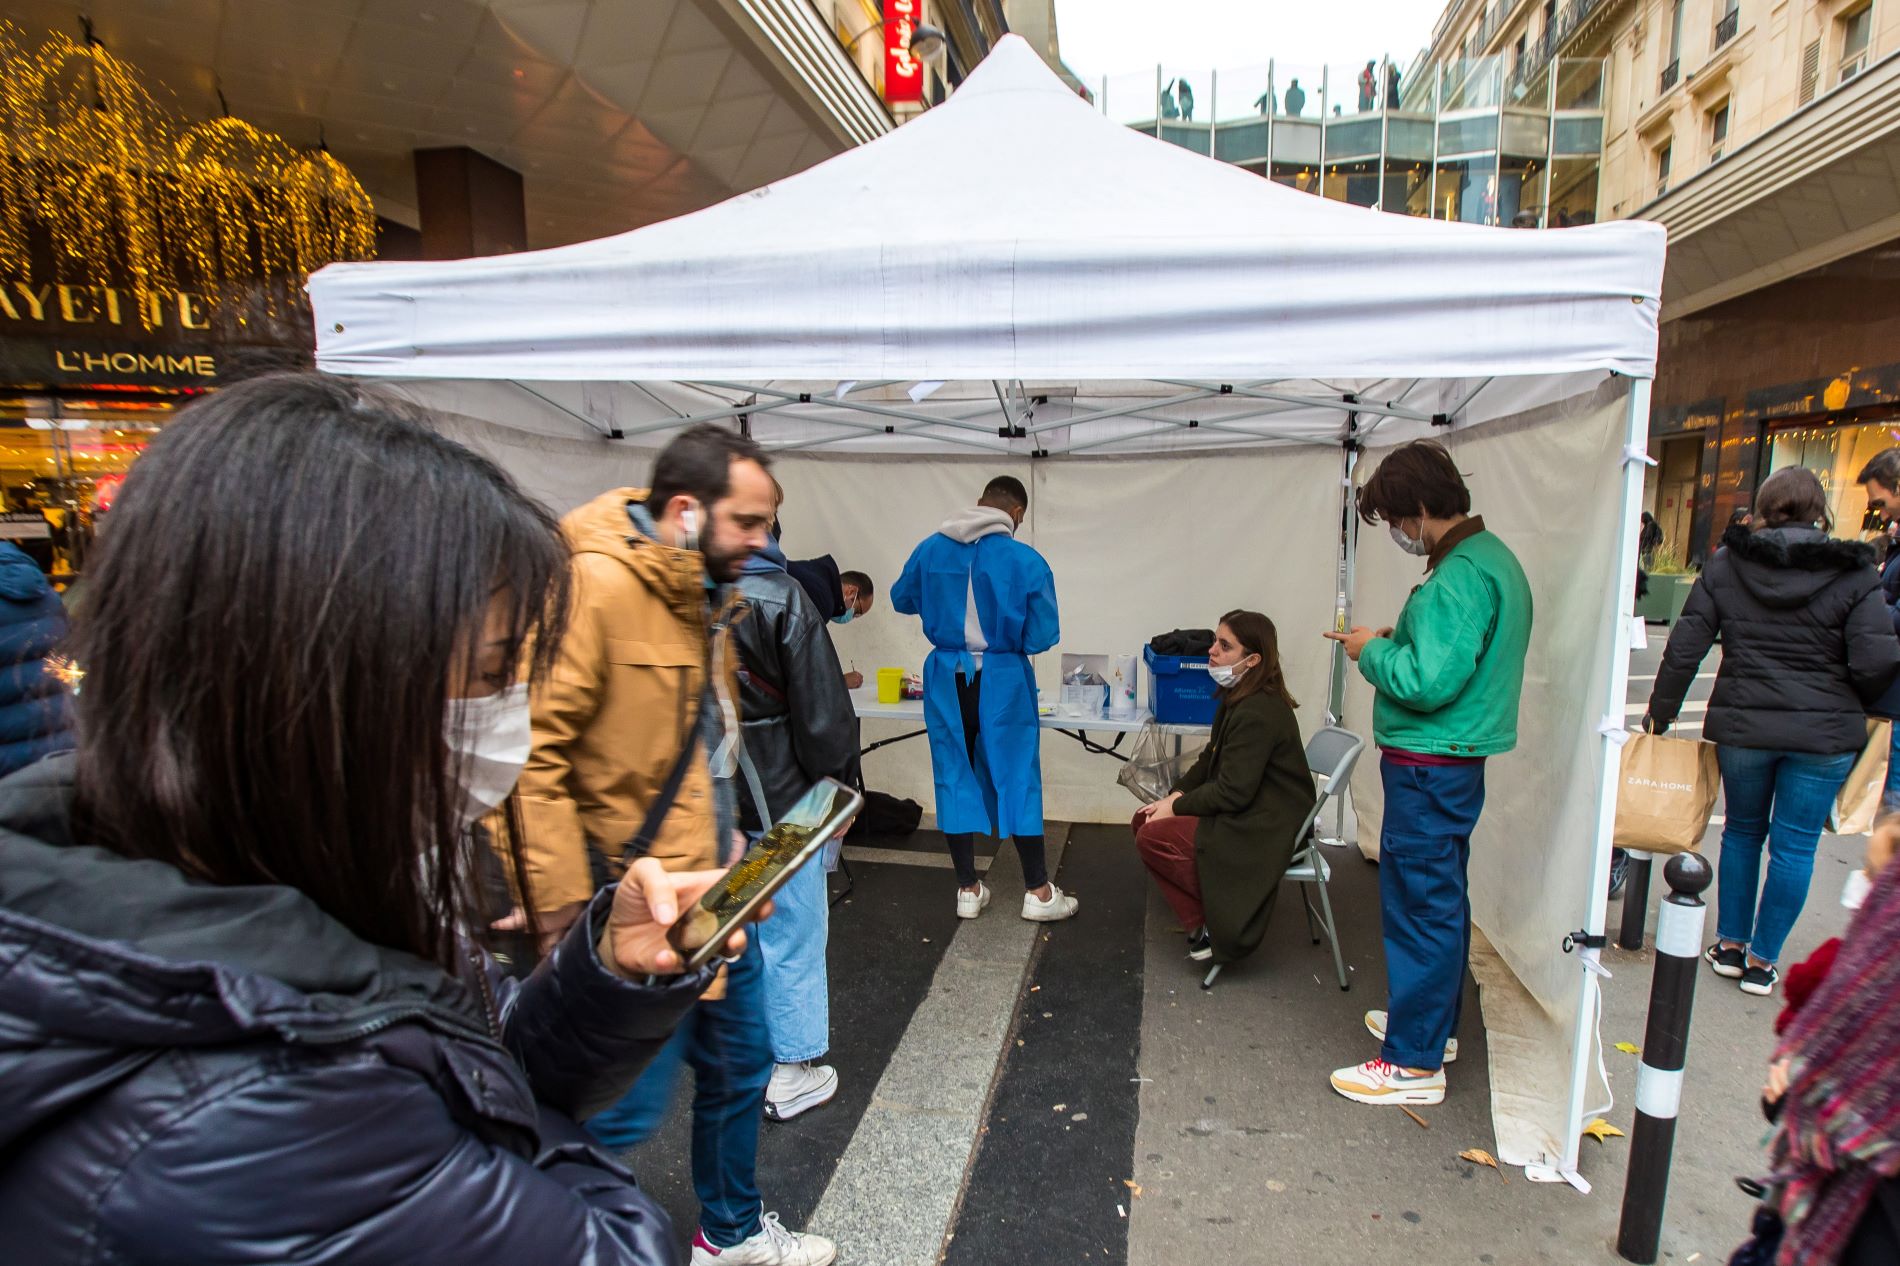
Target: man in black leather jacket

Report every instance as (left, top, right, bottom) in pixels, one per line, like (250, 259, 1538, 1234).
(733, 535, 862, 1122)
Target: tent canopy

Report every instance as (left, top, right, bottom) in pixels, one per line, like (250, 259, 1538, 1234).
(309, 36, 1663, 458)
(308, 36, 1666, 1181)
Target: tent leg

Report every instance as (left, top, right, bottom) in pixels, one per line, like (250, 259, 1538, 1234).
(1560, 376, 1652, 1174)
(1320, 435, 1360, 848)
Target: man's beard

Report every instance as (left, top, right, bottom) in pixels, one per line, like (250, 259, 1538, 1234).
(704, 541, 747, 585)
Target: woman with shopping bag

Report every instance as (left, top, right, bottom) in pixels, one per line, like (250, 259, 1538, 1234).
(1645, 467, 1900, 997)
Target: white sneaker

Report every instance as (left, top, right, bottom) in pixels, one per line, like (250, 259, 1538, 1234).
(956, 882, 991, 919)
(1363, 1010, 1459, 1064)
(1330, 1058, 1447, 1106)
(764, 1061, 838, 1122)
(1022, 882, 1079, 922)
(691, 1212, 836, 1266)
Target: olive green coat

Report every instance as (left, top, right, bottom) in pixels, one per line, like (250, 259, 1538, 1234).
(1172, 691, 1315, 964)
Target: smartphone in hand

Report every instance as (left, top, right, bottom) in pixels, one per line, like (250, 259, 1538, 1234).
(668, 777, 862, 972)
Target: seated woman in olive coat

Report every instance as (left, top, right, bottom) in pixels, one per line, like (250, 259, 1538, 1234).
(1132, 610, 1315, 966)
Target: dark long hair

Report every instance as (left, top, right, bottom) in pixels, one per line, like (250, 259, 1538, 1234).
(69, 373, 569, 970)
(1218, 609, 1297, 709)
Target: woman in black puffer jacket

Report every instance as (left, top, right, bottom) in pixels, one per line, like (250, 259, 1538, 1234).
(0, 375, 746, 1266)
(1647, 467, 1900, 999)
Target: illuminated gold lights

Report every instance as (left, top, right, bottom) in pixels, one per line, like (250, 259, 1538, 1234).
(0, 20, 376, 327)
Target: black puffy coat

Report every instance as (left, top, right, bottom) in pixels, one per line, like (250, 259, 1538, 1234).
(0, 756, 713, 1265)
(734, 541, 861, 829)
(1649, 526, 1900, 754)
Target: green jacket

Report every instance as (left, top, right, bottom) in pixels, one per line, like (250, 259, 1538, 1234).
(1358, 518, 1532, 757)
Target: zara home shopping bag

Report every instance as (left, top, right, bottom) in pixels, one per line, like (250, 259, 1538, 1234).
(1829, 719, 1891, 836)
(1613, 732, 1721, 854)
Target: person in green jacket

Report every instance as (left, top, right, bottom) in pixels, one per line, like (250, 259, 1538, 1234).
(1131, 611, 1315, 968)
(1324, 440, 1532, 1108)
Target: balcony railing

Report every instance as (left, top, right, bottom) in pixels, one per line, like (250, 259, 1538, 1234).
(1509, 0, 1612, 96)
(1714, 9, 1739, 48)
(1659, 59, 1679, 92)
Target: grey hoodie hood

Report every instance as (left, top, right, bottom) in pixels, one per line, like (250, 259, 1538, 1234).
(940, 506, 1016, 544)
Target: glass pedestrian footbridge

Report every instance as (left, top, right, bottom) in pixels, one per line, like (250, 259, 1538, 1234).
(1094, 54, 1606, 229)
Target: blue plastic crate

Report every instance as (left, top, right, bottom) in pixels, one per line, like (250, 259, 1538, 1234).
(1143, 644, 1218, 725)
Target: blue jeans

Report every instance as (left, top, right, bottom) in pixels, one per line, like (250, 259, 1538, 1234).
(1378, 757, 1486, 1072)
(586, 936, 771, 1248)
(1715, 745, 1856, 965)
(757, 846, 830, 1064)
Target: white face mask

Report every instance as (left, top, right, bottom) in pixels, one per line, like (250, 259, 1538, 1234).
(444, 683, 532, 827)
(1389, 522, 1432, 557)
(1208, 656, 1256, 688)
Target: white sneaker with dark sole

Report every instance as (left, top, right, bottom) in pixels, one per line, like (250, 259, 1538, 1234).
(691, 1213, 835, 1265)
(764, 1061, 838, 1122)
(956, 882, 991, 920)
(1363, 1010, 1459, 1064)
(1022, 883, 1079, 922)
(1330, 1058, 1447, 1106)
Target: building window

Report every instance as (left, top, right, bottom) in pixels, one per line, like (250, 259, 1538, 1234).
(1715, 0, 1740, 49)
(1668, 0, 1685, 64)
(1840, 4, 1873, 83)
(1656, 140, 1673, 196)
(1709, 100, 1730, 161)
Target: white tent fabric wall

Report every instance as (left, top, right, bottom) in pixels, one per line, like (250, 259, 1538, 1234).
(1346, 380, 1632, 1172)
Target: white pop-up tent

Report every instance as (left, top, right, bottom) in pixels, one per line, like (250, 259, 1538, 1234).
(309, 35, 1664, 1182)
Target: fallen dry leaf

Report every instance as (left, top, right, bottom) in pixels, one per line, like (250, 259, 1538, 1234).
(1614, 1041, 1642, 1055)
(1583, 1118, 1626, 1143)
(1123, 1180, 1142, 1199)
(1053, 1103, 1067, 1112)
(1459, 1148, 1509, 1183)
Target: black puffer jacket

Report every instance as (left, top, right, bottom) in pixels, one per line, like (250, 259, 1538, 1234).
(734, 540, 861, 829)
(1649, 526, 1900, 753)
(0, 756, 713, 1265)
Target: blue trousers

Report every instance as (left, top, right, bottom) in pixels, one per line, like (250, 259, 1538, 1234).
(1715, 745, 1856, 965)
(757, 847, 831, 1064)
(1378, 757, 1486, 1072)
(585, 936, 771, 1248)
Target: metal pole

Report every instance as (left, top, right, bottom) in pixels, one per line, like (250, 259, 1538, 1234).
(1616, 850, 1655, 949)
(1617, 851, 1713, 1264)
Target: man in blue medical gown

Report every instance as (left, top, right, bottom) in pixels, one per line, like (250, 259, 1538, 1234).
(892, 476, 1079, 923)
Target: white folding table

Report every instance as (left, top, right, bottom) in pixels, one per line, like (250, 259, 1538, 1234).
(849, 685, 1210, 759)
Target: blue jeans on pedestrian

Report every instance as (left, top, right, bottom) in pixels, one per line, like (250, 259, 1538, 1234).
(1378, 757, 1486, 1072)
(585, 936, 771, 1249)
(757, 842, 830, 1064)
(1714, 745, 1856, 966)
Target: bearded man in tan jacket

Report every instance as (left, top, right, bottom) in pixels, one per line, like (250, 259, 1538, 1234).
(517, 424, 836, 1266)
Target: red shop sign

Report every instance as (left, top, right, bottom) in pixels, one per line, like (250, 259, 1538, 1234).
(885, 0, 924, 104)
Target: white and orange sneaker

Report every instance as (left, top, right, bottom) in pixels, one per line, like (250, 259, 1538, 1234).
(1330, 1058, 1446, 1106)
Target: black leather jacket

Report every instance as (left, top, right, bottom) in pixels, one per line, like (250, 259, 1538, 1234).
(734, 553, 861, 830)
(0, 756, 711, 1265)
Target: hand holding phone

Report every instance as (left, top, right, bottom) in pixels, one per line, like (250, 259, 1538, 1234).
(602, 859, 761, 977)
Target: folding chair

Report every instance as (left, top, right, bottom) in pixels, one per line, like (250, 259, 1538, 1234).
(1201, 725, 1366, 991)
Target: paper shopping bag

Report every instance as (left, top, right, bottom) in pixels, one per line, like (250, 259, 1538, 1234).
(1613, 733, 1720, 854)
(1830, 719, 1890, 836)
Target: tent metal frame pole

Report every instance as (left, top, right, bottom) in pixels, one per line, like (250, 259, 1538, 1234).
(1158, 380, 1437, 424)
(699, 382, 1007, 437)
(1561, 374, 1651, 1175)
(1025, 389, 1224, 436)
(1317, 426, 1361, 849)
(759, 412, 1019, 456)
(510, 382, 616, 437)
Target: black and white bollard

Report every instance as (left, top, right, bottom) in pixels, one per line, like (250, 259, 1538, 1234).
(1616, 851, 1714, 1265)
(1617, 850, 1655, 950)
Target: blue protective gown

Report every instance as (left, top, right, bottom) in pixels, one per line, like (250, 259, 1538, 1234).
(891, 518, 1059, 838)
